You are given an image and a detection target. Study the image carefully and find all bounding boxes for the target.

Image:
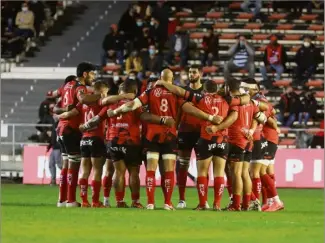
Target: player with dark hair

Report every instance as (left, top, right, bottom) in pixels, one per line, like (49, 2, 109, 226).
(58, 81, 109, 207)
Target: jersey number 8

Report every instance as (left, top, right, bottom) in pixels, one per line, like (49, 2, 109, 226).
(160, 98, 168, 112)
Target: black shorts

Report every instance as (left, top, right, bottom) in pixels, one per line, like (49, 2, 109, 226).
(110, 142, 142, 166)
(244, 151, 252, 162)
(59, 126, 82, 155)
(106, 142, 112, 160)
(178, 132, 200, 151)
(195, 138, 229, 160)
(251, 139, 265, 161)
(57, 136, 67, 154)
(263, 140, 278, 160)
(144, 138, 177, 155)
(80, 136, 106, 158)
(228, 144, 246, 162)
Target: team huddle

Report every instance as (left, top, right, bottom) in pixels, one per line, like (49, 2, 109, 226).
(48, 62, 284, 212)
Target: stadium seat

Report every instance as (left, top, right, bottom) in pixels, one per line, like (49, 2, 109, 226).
(220, 33, 237, 39)
(283, 35, 301, 40)
(176, 11, 191, 17)
(315, 91, 324, 98)
(214, 23, 230, 29)
(237, 13, 254, 19)
(190, 32, 205, 39)
(202, 66, 218, 73)
(317, 35, 324, 41)
(279, 138, 296, 146)
(305, 80, 324, 87)
(182, 22, 198, 29)
(252, 34, 269, 40)
(276, 24, 294, 30)
(239, 69, 248, 74)
(206, 12, 223, 19)
(268, 13, 287, 20)
(229, 2, 242, 9)
(300, 14, 318, 21)
(244, 23, 262, 29)
(212, 78, 224, 84)
(103, 65, 121, 72)
(308, 24, 324, 31)
(273, 80, 292, 87)
(258, 46, 266, 51)
(290, 46, 300, 52)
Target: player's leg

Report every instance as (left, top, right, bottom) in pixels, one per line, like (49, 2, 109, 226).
(224, 160, 233, 199)
(79, 157, 92, 207)
(102, 142, 114, 207)
(250, 140, 263, 203)
(90, 137, 105, 207)
(158, 157, 166, 199)
(57, 136, 69, 207)
(64, 129, 82, 207)
(241, 159, 252, 211)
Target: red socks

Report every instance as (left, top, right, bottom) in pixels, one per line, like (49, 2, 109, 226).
(161, 174, 166, 199)
(115, 191, 124, 202)
(242, 194, 251, 210)
(146, 171, 156, 204)
(67, 168, 79, 203)
(226, 176, 233, 197)
(79, 178, 88, 203)
(232, 194, 241, 209)
(91, 180, 101, 204)
(59, 168, 67, 202)
(252, 178, 262, 201)
(213, 177, 225, 208)
(262, 186, 268, 204)
(177, 168, 187, 201)
(164, 171, 175, 205)
(261, 174, 277, 198)
(102, 175, 113, 198)
(197, 176, 207, 207)
(131, 192, 140, 202)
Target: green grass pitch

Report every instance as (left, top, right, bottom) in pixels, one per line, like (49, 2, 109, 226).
(1, 184, 324, 243)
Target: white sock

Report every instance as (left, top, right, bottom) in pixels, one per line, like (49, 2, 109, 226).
(273, 195, 280, 203)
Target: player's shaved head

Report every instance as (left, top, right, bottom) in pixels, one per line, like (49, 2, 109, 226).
(160, 69, 174, 83)
(204, 80, 218, 93)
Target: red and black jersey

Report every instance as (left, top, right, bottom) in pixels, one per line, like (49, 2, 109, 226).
(57, 81, 87, 135)
(183, 90, 233, 142)
(138, 86, 181, 143)
(262, 103, 279, 145)
(228, 100, 259, 150)
(178, 85, 204, 133)
(109, 99, 143, 145)
(98, 104, 117, 142)
(76, 103, 107, 139)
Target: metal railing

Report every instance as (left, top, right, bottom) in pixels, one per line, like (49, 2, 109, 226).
(1, 123, 52, 161)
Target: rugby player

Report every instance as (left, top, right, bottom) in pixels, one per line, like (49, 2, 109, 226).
(59, 81, 109, 207)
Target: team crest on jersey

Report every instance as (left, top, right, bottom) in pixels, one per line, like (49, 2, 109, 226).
(205, 96, 212, 105)
(154, 88, 162, 97)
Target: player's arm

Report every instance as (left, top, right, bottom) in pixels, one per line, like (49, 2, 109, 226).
(78, 92, 102, 104)
(155, 80, 186, 97)
(182, 102, 223, 125)
(175, 109, 183, 128)
(225, 94, 250, 106)
(46, 89, 61, 98)
(108, 98, 143, 117)
(98, 93, 136, 106)
(267, 116, 280, 134)
(58, 108, 79, 119)
(206, 110, 238, 134)
(140, 112, 175, 128)
(80, 107, 108, 132)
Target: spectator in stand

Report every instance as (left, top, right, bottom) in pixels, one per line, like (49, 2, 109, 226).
(241, 0, 262, 19)
(278, 86, 301, 127)
(143, 45, 163, 75)
(1, 17, 24, 58)
(149, 16, 167, 51)
(126, 50, 143, 74)
(224, 35, 255, 79)
(201, 27, 219, 67)
(127, 71, 142, 96)
(29, 0, 45, 37)
(151, 0, 169, 38)
(310, 119, 324, 148)
(47, 116, 62, 186)
(307, 0, 324, 13)
(108, 72, 123, 95)
(174, 70, 189, 87)
(101, 24, 124, 66)
(298, 90, 318, 126)
(118, 3, 137, 40)
(260, 35, 287, 89)
(135, 27, 155, 61)
(15, 2, 35, 38)
(166, 26, 189, 68)
(167, 16, 180, 37)
(295, 36, 322, 87)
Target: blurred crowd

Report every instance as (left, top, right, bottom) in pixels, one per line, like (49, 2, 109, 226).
(100, 1, 323, 90)
(1, 0, 59, 58)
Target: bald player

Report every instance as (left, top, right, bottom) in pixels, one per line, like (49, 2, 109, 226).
(107, 69, 180, 210)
